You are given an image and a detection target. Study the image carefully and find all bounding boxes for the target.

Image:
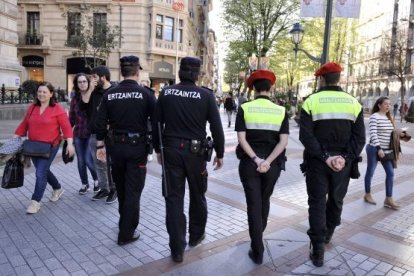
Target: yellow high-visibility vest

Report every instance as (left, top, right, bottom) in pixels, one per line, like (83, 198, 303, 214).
(302, 91, 361, 122)
(242, 98, 286, 131)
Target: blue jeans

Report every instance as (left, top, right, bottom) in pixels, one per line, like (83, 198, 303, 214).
(32, 145, 61, 202)
(74, 137, 98, 185)
(364, 144, 394, 197)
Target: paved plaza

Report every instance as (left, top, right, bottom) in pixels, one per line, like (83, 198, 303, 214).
(1, 109, 414, 275)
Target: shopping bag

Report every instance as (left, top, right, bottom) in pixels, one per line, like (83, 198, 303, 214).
(1, 154, 24, 189)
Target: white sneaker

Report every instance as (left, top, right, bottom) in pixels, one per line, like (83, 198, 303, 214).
(148, 154, 154, 162)
(26, 200, 41, 214)
(50, 189, 64, 202)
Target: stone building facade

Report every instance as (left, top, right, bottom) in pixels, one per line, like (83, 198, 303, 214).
(0, 0, 23, 89)
(348, 0, 414, 110)
(16, 0, 213, 95)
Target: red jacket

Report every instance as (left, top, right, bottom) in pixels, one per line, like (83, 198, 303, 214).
(15, 103, 73, 146)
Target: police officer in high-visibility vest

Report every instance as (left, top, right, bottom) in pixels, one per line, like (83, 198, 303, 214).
(95, 56, 156, 246)
(235, 70, 289, 264)
(299, 62, 365, 267)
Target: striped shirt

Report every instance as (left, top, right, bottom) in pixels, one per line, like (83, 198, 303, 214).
(368, 112, 394, 152)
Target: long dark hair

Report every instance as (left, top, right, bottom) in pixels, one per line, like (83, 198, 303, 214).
(371, 96, 395, 127)
(34, 82, 57, 107)
(72, 73, 90, 96)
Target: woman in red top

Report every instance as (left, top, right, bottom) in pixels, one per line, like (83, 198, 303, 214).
(14, 82, 75, 214)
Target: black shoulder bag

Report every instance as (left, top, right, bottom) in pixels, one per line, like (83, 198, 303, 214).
(21, 106, 57, 159)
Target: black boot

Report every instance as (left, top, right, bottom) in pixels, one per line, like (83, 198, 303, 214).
(324, 227, 336, 244)
(309, 242, 324, 267)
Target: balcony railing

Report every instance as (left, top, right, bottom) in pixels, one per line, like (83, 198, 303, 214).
(18, 33, 43, 46)
(154, 39, 183, 51)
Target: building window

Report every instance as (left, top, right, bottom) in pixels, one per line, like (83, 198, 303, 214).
(26, 12, 40, 45)
(67, 12, 81, 47)
(164, 16, 174, 41)
(93, 13, 107, 36)
(177, 19, 183, 43)
(93, 13, 107, 46)
(155, 14, 175, 42)
(27, 12, 39, 35)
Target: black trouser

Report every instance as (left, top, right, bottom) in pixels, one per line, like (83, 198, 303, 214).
(163, 138, 208, 255)
(306, 158, 352, 244)
(107, 142, 147, 242)
(239, 157, 281, 257)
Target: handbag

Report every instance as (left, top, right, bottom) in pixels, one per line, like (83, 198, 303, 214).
(21, 105, 55, 159)
(22, 140, 52, 159)
(2, 154, 24, 189)
(379, 152, 394, 162)
(62, 140, 74, 164)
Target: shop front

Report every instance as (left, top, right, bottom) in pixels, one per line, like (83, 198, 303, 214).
(22, 55, 44, 82)
(149, 61, 175, 97)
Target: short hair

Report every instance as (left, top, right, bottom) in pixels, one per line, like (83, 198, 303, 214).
(35, 82, 57, 106)
(91, 65, 111, 81)
(179, 57, 201, 82)
(252, 79, 271, 93)
(72, 73, 90, 95)
(322, 72, 340, 85)
(121, 65, 138, 78)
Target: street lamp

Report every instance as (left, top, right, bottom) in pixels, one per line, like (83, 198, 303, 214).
(290, 0, 334, 64)
(289, 23, 322, 63)
(172, 1, 184, 84)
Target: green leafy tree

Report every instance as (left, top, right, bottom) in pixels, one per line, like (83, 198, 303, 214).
(63, 7, 121, 70)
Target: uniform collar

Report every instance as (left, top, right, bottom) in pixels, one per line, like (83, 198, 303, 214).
(120, 79, 138, 85)
(317, 86, 343, 92)
(255, 95, 271, 100)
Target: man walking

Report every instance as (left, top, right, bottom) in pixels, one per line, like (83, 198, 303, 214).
(95, 56, 156, 245)
(299, 62, 365, 267)
(89, 65, 117, 204)
(153, 57, 225, 263)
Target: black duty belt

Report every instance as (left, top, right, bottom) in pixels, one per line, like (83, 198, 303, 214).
(113, 133, 146, 144)
(164, 137, 202, 151)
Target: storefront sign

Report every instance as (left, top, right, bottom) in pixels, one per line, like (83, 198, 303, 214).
(151, 61, 174, 79)
(22, 55, 44, 68)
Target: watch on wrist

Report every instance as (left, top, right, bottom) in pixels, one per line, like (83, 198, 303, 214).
(251, 155, 257, 161)
(96, 145, 104, 149)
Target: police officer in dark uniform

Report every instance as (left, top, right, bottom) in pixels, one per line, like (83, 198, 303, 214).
(299, 62, 365, 267)
(95, 56, 156, 245)
(152, 57, 225, 263)
(235, 70, 289, 264)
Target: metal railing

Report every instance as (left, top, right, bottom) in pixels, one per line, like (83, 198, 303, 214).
(1, 84, 67, 105)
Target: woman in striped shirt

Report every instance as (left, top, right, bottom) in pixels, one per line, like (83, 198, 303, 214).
(364, 96, 399, 209)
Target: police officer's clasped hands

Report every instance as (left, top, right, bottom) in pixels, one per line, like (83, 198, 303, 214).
(326, 155, 345, 172)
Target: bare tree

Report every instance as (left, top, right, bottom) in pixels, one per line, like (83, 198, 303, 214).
(379, 27, 411, 121)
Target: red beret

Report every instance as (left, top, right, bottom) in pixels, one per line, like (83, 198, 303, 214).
(246, 70, 276, 89)
(314, 62, 342, 76)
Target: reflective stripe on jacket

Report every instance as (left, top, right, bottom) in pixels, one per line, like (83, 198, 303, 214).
(242, 98, 286, 131)
(302, 91, 361, 122)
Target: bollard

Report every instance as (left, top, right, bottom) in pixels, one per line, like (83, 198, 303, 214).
(1, 84, 4, 104)
(10, 90, 14, 104)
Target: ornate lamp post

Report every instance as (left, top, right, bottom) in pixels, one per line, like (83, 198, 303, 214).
(289, 23, 322, 63)
(290, 0, 334, 64)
